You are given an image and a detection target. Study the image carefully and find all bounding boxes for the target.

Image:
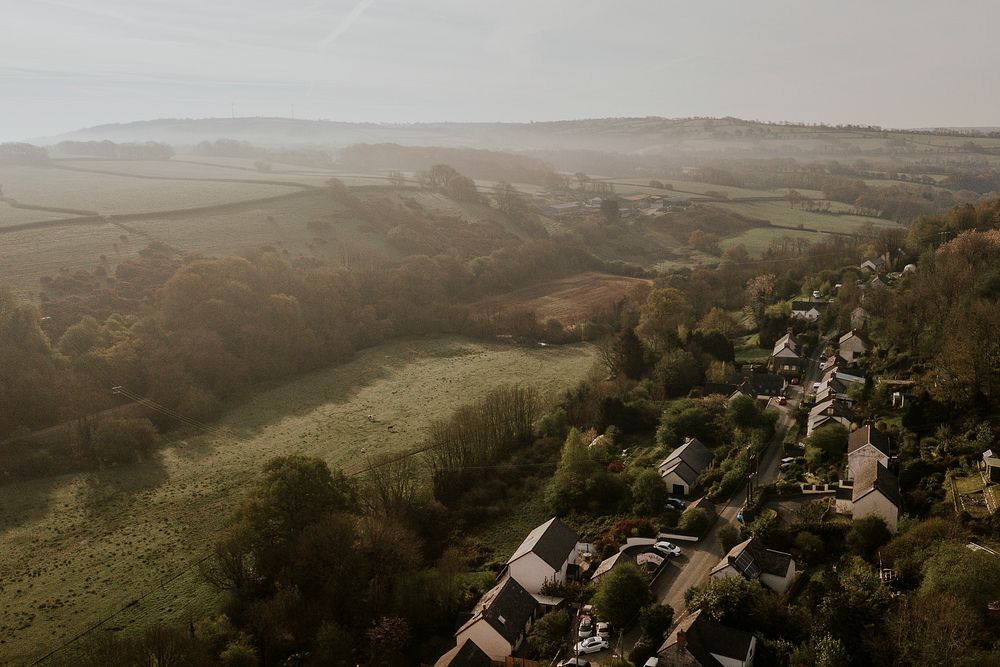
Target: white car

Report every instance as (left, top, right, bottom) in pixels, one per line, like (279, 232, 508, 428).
(597, 621, 612, 639)
(574, 636, 610, 654)
(653, 541, 682, 557)
(578, 615, 593, 638)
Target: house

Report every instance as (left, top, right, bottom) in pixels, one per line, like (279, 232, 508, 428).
(851, 307, 869, 331)
(657, 609, 757, 667)
(860, 256, 886, 273)
(435, 639, 496, 667)
(730, 371, 785, 398)
(768, 332, 801, 378)
(710, 537, 797, 595)
(868, 275, 887, 289)
(852, 462, 901, 532)
(821, 365, 865, 387)
(807, 398, 855, 436)
(815, 376, 851, 403)
(658, 437, 714, 496)
(983, 449, 1000, 483)
(838, 330, 869, 362)
(619, 193, 652, 214)
(790, 301, 824, 322)
(847, 424, 890, 481)
(454, 575, 538, 660)
(503, 517, 581, 594)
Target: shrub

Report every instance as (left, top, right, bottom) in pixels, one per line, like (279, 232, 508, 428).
(677, 507, 710, 536)
(718, 525, 742, 552)
(91, 417, 160, 464)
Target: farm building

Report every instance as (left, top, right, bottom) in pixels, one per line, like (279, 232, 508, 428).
(710, 537, 797, 595)
(503, 517, 583, 594)
(657, 609, 758, 667)
(658, 437, 714, 496)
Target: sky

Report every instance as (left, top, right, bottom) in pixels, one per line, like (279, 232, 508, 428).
(2, 0, 999, 141)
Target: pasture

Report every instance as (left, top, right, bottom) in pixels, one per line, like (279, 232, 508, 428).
(711, 201, 899, 234)
(0, 337, 598, 665)
(0, 165, 301, 217)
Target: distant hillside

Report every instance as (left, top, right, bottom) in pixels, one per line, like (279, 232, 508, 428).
(34, 116, 1000, 163)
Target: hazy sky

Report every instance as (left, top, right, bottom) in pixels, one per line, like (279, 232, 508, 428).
(2, 0, 999, 141)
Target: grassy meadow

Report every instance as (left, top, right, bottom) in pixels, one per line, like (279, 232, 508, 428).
(0, 337, 597, 665)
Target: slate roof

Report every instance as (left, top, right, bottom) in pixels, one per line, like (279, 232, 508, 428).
(772, 332, 799, 356)
(852, 461, 902, 508)
(791, 300, 824, 312)
(743, 373, 785, 396)
(660, 438, 713, 478)
(711, 538, 793, 579)
(456, 575, 537, 646)
(839, 330, 868, 347)
(658, 609, 755, 667)
(435, 639, 495, 667)
(660, 458, 700, 487)
(848, 424, 891, 457)
(507, 517, 579, 570)
(703, 382, 738, 397)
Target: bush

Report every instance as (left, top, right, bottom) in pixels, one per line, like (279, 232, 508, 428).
(91, 417, 160, 464)
(718, 525, 742, 552)
(846, 515, 891, 558)
(677, 507, 710, 536)
(592, 564, 652, 628)
(526, 609, 571, 659)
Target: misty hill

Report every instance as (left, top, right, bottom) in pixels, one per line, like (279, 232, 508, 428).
(35, 116, 1000, 162)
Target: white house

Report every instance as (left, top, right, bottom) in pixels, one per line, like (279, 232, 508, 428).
(657, 609, 757, 667)
(851, 461, 901, 532)
(454, 575, 538, 660)
(847, 424, 890, 481)
(710, 538, 797, 595)
(790, 301, 823, 322)
(658, 437, 714, 496)
(838, 330, 869, 363)
(503, 517, 581, 594)
(768, 332, 801, 379)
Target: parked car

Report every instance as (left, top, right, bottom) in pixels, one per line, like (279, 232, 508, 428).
(653, 541, 682, 557)
(574, 637, 610, 654)
(666, 497, 687, 510)
(597, 621, 612, 639)
(578, 616, 593, 638)
(779, 457, 796, 471)
(558, 659, 591, 667)
(812, 382, 821, 390)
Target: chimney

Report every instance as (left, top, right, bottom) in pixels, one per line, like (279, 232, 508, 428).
(676, 628, 687, 652)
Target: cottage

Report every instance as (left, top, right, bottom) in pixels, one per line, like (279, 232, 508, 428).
(504, 517, 582, 594)
(768, 333, 801, 378)
(860, 256, 886, 273)
(847, 424, 890, 481)
(730, 371, 785, 398)
(807, 398, 855, 436)
(838, 330, 869, 363)
(657, 609, 757, 667)
(454, 575, 538, 660)
(983, 449, 1000, 483)
(710, 537, 797, 595)
(852, 462, 901, 532)
(790, 301, 824, 322)
(435, 639, 496, 667)
(658, 437, 714, 496)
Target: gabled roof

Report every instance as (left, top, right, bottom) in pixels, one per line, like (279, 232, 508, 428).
(591, 550, 632, 580)
(772, 332, 798, 356)
(711, 538, 793, 579)
(507, 517, 579, 571)
(731, 372, 785, 396)
(435, 639, 495, 667)
(848, 424, 890, 457)
(660, 458, 700, 486)
(703, 382, 738, 397)
(852, 461, 901, 508)
(862, 256, 885, 268)
(839, 330, 869, 346)
(791, 300, 824, 312)
(658, 609, 755, 667)
(457, 575, 537, 646)
(659, 437, 713, 477)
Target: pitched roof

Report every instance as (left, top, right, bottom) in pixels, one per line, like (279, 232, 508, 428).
(852, 461, 901, 508)
(591, 550, 631, 580)
(703, 382, 738, 397)
(839, 330, 868, 346)
(711, 537, 793, 579)
(659, 457, 700, 486)
(658, 609, 754, 666)
(791, 300, 824, 311)
(772, 332, 798, 355)
(848, 424, 890, 457)
(456, 575, 537, 646)
(660, 438, 713, 478)
(507, 517, 579, 570)
(435, 639, 495, 667)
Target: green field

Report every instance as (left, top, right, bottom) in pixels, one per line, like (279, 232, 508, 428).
(0, 336, 597, 665)
(711, 201, 896, 234)
(0, 165, 302, 218)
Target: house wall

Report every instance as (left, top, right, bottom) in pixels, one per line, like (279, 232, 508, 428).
(839, 338, 865, 362)
(508, 552, 569, 594)
(847, 447, 889, 481)
(710, 564, 742, 584)
(456, 622, 511, 661)
(661, 470, 690, 496)
(760, 559, 796, 595)
(853, 492, 899, 532)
